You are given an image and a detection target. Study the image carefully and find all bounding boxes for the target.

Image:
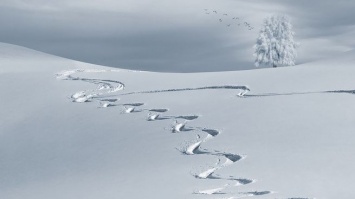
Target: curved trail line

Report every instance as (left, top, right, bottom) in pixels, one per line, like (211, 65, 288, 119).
(176, 127, 256, 193)
(56, 69, 312, 198)
(56, 69, 125, 90)
(178, 131, 245, 165)
(174, 121, 274, 196)
(56, 69, 125, 103)
(192, 164, 255, 186)
(57, 69, 258, 195)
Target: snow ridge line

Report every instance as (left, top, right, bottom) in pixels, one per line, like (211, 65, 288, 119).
(56, 69, 312, 198)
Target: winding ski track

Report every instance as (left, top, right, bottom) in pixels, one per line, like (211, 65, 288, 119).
(56, 68, 316, 198)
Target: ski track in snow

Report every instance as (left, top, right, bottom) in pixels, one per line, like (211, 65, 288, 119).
(99, 85, 251, 97)
(56, 69, 312, 198)
(56, 69, 125, 104)
(243, 89, 355, 98)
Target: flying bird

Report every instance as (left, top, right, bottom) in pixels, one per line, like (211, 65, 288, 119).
(219, 19, 222, 22)
(227, 24, 231, 27)
(213, 10, 217, 14)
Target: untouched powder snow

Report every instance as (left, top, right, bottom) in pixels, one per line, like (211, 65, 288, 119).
(1, 43, 355, 199)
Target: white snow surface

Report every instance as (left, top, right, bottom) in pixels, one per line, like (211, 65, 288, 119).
(1, 43, 355, 199)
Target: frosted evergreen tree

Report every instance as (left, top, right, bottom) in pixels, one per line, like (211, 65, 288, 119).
(253, 15, 298, 68)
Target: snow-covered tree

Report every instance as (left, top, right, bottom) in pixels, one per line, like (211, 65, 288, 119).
(253, 15, 298, 68)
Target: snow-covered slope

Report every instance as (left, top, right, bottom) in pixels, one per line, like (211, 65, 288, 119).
(1, 43, 355, 199)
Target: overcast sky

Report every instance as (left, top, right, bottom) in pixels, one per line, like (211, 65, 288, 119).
(0, 0, 354, 72)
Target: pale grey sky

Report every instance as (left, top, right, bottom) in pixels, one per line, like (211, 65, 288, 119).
(0, 0, 354, 72)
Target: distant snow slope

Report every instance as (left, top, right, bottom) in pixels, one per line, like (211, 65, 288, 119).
(1, 43, 355, 199)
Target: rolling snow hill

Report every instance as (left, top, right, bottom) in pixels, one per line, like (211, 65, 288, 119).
(1, 43, 355, 199)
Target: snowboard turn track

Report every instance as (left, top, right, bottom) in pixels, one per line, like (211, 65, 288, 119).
(56, 69, 315, 199)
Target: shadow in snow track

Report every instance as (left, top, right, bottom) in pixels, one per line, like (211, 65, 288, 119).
(201, 128, 220, 137)
(239, 191, 273, 196)
(148, 108, 169, 113)
(326, 89, 355, 94)
(122, 103, 145, 107)
(100, 98, 119, 102)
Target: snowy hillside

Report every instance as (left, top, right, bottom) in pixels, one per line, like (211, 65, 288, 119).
(1, 43, 355, 199)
